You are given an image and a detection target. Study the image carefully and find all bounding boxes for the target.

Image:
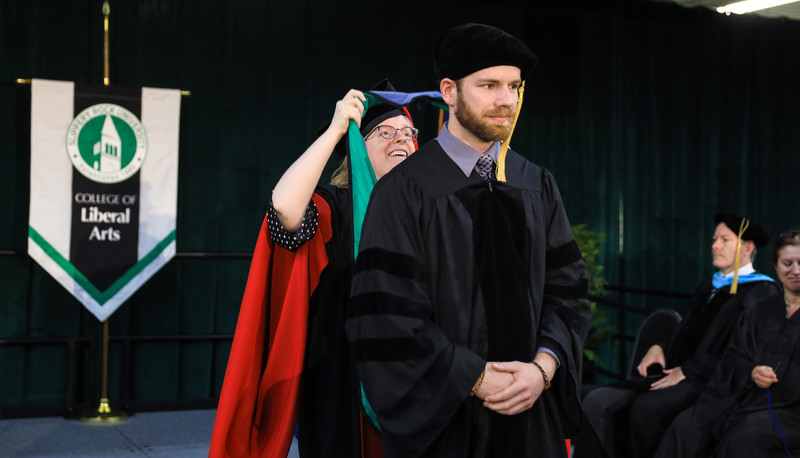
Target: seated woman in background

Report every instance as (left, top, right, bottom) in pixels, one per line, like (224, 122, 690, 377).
(655, 230, 800, 458)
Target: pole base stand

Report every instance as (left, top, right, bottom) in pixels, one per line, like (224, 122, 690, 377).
(78, 398, 128, 424)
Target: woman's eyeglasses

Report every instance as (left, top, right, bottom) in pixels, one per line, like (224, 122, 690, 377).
(366, 125, 419, 141)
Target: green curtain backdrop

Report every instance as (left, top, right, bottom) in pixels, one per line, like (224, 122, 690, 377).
(1, 0, 799, 413)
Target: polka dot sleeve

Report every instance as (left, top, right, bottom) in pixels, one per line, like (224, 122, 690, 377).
(267, 200, 319, 252)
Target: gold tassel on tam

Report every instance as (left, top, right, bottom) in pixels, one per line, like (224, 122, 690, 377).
(730, 218, 750, 294)
(496, 81, 525, 183)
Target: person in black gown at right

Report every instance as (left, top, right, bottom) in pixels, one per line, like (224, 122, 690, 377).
(654, 230, 800, 458)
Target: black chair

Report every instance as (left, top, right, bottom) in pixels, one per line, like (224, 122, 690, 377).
(625, 308, 682, 380)
(573, 309, 683, 458)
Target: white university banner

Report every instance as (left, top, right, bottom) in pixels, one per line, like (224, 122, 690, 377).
(28, 78, 181, 321)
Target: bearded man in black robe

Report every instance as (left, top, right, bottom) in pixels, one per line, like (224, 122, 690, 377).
(345, 23, 592, 458)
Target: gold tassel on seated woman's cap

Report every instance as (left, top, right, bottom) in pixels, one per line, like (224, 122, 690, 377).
(496, 81, 525, 183)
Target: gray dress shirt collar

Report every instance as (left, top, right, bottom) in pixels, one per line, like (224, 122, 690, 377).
(436, 122, 501, 177)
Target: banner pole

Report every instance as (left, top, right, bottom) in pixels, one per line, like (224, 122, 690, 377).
(103, 0, 111, 86)
(103, 0, 110, 86)
(79, 1, 127, 423)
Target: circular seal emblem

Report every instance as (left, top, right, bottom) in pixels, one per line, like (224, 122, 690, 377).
(65, 103, 148, 183)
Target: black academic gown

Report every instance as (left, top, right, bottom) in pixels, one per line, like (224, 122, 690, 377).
(655, 293, 800, 458)
(626, 277, 780, 458)
(665, 277, 781, 381)
(345, 140, 591, 458)
(296, 185, 365, 458)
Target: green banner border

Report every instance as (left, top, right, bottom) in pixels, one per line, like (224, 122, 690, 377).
(29, 226, 176, 305)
